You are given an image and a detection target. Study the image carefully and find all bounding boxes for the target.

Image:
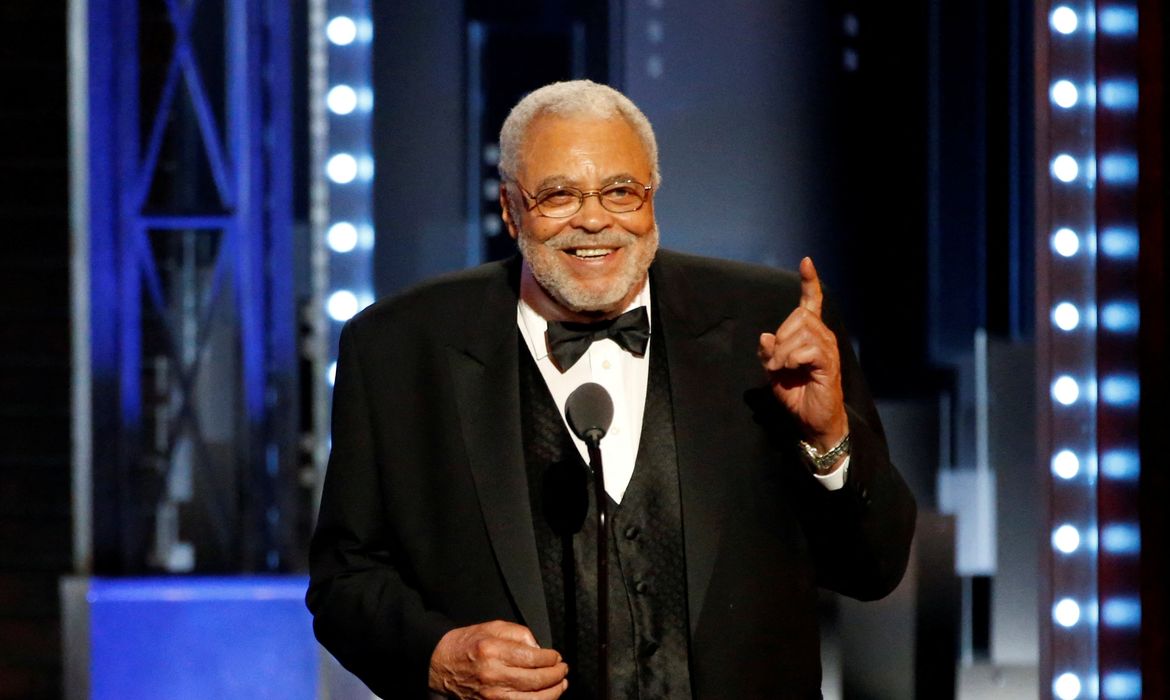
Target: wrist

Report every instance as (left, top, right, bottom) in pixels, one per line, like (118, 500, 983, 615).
(800, 432, 851, 474)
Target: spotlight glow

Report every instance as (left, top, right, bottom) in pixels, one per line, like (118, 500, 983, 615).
(1052, 376, 1080, 406)
(327, 85, 359, 115)
(1054, 672, 1082, 700)
(1052, 228, 1080, 257)
(327, 361, 337, 386)
(1051, 80, 1079, 108)
(1102, 671, 1142, 699)
(1052, 302, 1080, 331)
(1101, 523, 1141, 555)
(1052, 154, 1080, 182)
(327, 153, 359, 184)
(1052, 450, 1080, 480)
(1101, 375, 1139, 407)
(1101, 301, 1139, 333)
(1051, 7, 1079, 35)
(1053, 598, 1081, 627)
(1102, 598, 1141, 628)
(1101, 449, 1140, 481)
(327, 222, 359, 253)
(326, 16, 358, 46)
(1053, 524, 1081, 554)
(326, 290, 359, 321)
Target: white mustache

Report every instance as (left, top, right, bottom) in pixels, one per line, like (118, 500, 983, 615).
(542, 230, 638, 250)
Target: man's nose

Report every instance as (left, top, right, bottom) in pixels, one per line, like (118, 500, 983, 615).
(570, 192, 613, 232)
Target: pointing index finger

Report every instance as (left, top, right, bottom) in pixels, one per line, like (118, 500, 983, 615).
(799, 256, 823, 317)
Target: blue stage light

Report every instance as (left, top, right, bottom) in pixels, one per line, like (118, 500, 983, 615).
(1102, 671, 1142, 699)
(1051, 450, 1080, 480)
(1100, 374, 1139, 407)
(1100, 300, 1139, 333)
(1053, 598, 1081, 627)
(1051, 228, 1080, 257)
(1052, 376, 1080, 405)
(1052, 302, 1080, 331)
(1100, 523, 1140, 555)
(326, 16, 358, 46)
(1100, 227, 1139, 260)
(327, 153, 358, 184)
(1051, 80, 1079, 108)
(326, 290, 359, 322)
(1052, 524, 1081, 554)
(1053, 672, 1082, 700)
(1100, 449, 1139, 481)
(327, 222, 359, 253)
(1101, 598, 1141, 628)
(1050, 6, 1079, 35)
(1051, 154, 1079, 182)
(327, 85, 359, 115)
(1100, 79, 1139, 111)
(1099, 153, 1139, 185)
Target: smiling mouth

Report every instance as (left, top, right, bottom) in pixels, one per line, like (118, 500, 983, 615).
(563, 247, 617, 260)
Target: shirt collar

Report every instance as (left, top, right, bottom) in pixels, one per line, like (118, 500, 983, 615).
(517, 278, 652, 361)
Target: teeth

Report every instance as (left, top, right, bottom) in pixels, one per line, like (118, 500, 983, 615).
(572, 248, 612, 258)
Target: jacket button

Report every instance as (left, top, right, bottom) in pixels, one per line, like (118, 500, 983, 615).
(634, 580, 650, 594)
(624, 525, 640, 540)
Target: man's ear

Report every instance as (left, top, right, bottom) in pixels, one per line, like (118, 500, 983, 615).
(499, 184, 519, 241)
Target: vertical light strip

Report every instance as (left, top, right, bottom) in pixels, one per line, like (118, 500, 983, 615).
(1093, 2, 1143, 696)
(1042, 3, 1100, 699)
(310, 0, 374, 482)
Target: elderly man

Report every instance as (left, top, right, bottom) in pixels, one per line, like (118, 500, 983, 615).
(308, 80, 916, 699)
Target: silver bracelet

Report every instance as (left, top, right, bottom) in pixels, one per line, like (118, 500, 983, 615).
(799, 433, 851, 474)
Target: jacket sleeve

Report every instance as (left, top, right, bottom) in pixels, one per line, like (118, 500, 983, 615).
(306, 321, 455, 697)
(796, 296, 918, 601)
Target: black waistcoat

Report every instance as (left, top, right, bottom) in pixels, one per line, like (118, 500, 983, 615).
(520, 331, 694, 700)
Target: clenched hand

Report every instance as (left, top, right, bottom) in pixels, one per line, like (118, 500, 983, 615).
(428, 620, 569, 700)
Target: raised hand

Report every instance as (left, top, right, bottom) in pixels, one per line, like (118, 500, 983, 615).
(428, 620, 569, 699)
(757, 257, 849, 452)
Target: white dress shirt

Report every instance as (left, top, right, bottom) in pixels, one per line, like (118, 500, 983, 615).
(516, 278, 848, 503)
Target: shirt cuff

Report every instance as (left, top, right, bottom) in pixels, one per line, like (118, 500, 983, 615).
(812, 455, 850, 491)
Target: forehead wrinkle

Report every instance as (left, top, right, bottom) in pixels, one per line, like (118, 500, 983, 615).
(532, 172, 647, 192)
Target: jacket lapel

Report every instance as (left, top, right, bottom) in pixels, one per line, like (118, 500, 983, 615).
(445, 258, 552, 646)
(651, 251, 736, 635)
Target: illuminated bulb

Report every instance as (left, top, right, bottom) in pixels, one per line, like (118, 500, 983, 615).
(1053, 598, 1081, 627)
(1052, 450, 1079, 480)
(327, 85, 359, 115)
(327, 153, 359, 184)
(1053, 524, 1081, 554)
(1054, 672, 1082, 700)
(1052, 228, 1080, 257)
(326, 16, 358, 45)
(327, 222, 359, 253)
(1052, 154, 1079, 182)
(1052, 376, 1079, 405)
(327, 290, 359, 321)
(1051, 80, 1079, 108)
(1052, 302, 1080, 331)
(1051, 6, 1078, 35)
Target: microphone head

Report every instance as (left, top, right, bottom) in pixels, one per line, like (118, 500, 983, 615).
(565, 382, 614, 444)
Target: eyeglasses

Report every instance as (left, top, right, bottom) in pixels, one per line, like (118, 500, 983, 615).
(514, 179, 654, 218)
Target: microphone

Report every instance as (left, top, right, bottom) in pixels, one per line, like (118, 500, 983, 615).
(565, 382, 614, 447)
(564, 382, 615, 700)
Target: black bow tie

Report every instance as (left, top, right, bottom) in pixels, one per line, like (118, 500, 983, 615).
(546, 306, 651, 372)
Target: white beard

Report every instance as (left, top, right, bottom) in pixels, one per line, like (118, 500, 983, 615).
(516, 223, 659, 314)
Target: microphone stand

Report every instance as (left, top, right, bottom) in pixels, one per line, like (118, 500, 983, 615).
(583, 430, 609, 700)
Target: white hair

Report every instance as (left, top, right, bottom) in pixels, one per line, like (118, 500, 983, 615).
(497, 80, 661, 189)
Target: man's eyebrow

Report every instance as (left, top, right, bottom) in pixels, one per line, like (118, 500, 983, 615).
(532, 173, 645, 191)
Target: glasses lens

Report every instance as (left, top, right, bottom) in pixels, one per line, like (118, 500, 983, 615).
(599, 181, 647, 212)
(535, 188, 581, 217)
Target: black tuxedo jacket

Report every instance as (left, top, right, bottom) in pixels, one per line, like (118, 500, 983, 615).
(307, 250, 917, 698)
